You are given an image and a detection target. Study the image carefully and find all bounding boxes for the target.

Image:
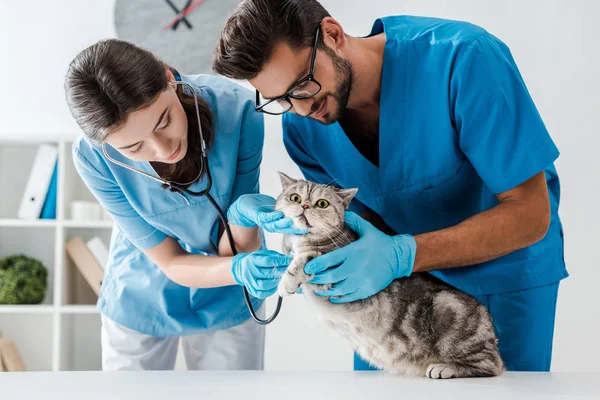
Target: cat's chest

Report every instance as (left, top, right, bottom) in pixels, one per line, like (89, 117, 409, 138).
(287, 238, 330, 257)
(307, 299, 385, 350)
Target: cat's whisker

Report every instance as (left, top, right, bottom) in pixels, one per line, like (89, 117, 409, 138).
(328, 226, 353, 246)
(306, 212, 354, 246)
(323, 226, 344, 250)
(315, 216, 354, 244)
(325, 225, 353, 246)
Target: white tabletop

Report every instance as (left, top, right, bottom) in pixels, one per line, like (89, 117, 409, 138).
(0, 371, 598, 400)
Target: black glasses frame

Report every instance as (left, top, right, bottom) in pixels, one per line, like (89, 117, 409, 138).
(255, 27, 322, 115)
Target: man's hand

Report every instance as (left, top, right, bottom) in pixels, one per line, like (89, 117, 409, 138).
(303, 212, 417, 303)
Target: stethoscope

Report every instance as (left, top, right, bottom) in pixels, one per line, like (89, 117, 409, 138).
(101, 79, 282, 325)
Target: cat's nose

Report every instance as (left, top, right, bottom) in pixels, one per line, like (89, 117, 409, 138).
(301, 203, 310, 209)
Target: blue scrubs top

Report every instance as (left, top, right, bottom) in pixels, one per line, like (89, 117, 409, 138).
(283, 16, 568, 296)
(73, 74, 264, 337)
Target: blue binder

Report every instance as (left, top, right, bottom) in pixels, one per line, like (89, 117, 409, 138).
(40, 161, 58, 219)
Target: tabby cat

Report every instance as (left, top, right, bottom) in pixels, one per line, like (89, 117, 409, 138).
(274, 172, 504, 379)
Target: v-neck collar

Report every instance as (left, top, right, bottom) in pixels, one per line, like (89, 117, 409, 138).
(329, 18, 397, 192)
(332, 123, 380, 188)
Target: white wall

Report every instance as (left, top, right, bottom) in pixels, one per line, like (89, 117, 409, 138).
(1, 0, 598, 372)
(0, 1, 116, 139)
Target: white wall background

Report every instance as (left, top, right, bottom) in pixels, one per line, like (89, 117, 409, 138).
(0, 0, 598, 372)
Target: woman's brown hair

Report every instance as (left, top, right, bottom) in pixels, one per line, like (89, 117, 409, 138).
(64, 39, 213, 188)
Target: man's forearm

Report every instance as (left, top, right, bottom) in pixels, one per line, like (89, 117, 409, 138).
(412, 199, 549, 273)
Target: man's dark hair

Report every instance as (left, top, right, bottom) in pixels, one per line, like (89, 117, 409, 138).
(213, 0, 331, 80)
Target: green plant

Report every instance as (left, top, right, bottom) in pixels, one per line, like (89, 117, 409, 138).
(0, 254, 48, 304)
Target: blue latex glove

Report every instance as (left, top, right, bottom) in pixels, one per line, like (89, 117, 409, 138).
(227, 194, 308, 235)
(231, 250, 292, 298)
(304, 211, 417, 303)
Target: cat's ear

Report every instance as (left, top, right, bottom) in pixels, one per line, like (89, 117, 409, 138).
(278, 171, 297, 188)
(335, 188, 358, 208)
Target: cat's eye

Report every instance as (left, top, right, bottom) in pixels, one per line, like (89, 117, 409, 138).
(315, 199, 329, 209)
(290, 194, 302, 203)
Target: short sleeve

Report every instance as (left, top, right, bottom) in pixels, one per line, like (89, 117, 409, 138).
(229, 100, 265, 203)
(72, 143, 167, 250)
(282, 116, 367, 215)
(451, 34, 560, 194)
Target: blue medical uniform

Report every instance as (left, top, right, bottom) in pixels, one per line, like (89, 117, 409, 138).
(73, 74, 264, 337)
(283, 16, 567, 371)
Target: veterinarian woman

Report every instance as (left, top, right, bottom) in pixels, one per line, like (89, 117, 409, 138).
(64, 39, 298, 371)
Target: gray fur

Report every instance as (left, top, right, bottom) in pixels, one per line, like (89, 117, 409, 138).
(274, 173, 504, 379)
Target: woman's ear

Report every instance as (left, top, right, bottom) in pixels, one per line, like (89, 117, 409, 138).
(165, 69, 176, 86)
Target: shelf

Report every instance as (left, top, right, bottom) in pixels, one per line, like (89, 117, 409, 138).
(60, 305, 99, 314)
(63, 227, 109, 307)
(62, 220, 113, 228)
(0, 142, 54, 219)
(0, 138, 105, 371)
(0, 219, 57, 227)
(59, 313, 102, 371)
(0, 137, 67, 144)
(0, 219, 113, 228)
(0, 305, 55, 314)
(0, 313, 54, 371)
(0, 226, 56, 305)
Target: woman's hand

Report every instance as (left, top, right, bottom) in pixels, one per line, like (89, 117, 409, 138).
(227, 194, 309, 235)
(231, 250, 292, 298)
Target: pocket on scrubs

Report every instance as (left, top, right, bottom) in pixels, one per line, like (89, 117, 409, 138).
(409, 160, 484, 222)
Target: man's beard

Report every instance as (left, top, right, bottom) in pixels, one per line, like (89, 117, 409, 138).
(310, 48, 353, 125)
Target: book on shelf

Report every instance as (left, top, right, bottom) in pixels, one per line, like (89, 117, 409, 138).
(17, 144, 58, 220)
(0, 330, 27, 372)
(65, 236, 104, 297)
(39, 161, 58, 219)
(0, 331, 3, 372)
(86, 237, 108, 270)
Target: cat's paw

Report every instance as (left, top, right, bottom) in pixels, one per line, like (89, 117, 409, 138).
(426, 363, 457, 379)
(278, 273, 300, 297)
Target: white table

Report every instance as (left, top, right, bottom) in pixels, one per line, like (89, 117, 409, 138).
(1, 371, 598, 399)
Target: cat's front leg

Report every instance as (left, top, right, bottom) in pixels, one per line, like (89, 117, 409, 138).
(278, 252, 318, 297)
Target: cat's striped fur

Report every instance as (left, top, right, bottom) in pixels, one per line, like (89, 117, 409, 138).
(275, 173, 504, 378)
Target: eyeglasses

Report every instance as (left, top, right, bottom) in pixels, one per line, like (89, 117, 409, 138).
(255, 28, 322, 115)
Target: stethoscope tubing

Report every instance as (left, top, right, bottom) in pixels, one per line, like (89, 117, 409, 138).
(101, 80, 283, 325)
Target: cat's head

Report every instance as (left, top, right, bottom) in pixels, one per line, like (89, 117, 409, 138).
(274, 172, 358, 233)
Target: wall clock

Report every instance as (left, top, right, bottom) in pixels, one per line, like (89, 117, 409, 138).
(114, 0, 240, 74)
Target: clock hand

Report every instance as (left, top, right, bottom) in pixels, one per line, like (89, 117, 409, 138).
(162, 0, 205, 31)
(164, 0, 193, 30)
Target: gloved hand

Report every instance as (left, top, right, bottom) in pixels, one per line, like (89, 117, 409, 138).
(304, 211, 416, 303)
(231, 250, 292, 298)
(227, 194, 309, 235)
